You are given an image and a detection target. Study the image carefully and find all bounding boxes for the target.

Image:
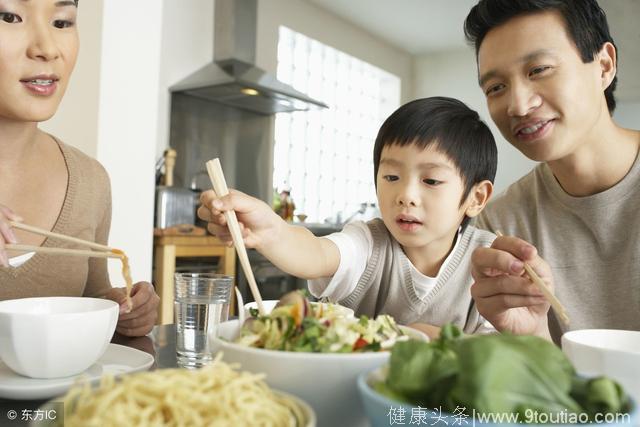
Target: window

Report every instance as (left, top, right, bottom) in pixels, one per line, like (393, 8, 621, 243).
(273, 26, 401, 223)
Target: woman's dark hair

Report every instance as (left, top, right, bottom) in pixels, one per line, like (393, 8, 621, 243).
(464, 0, 617, 113)
(373, 97, 497, 229)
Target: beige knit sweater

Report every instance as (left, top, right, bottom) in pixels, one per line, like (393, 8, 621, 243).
(0, 140, 112, 299)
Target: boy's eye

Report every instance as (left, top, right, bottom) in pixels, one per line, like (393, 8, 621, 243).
(382, 175, 398, 182)
(423, 179, 441, 186)
(0, 12, 23, 24)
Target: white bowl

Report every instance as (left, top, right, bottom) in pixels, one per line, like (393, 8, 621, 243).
(244, 300, 354, 319)
(213, 319, 427, 427)
(0, 297, 118, 379)
(562, 329, 640, 403)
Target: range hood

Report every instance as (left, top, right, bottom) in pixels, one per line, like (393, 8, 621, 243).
(170, 0, 328, 115)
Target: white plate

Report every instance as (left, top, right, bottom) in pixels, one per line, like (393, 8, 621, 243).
(0, 343, 154, 400)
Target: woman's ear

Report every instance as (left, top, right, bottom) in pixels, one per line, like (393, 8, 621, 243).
(464, 180, 493, 218)
(599, 42, 617, 91)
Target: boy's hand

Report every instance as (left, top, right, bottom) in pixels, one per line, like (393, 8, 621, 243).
(0, 205, 23, 267)
(470, 235, 553, 340)
(197, 189, 283, 250)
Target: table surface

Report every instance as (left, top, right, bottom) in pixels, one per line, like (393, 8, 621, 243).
(0, 324, 177, 426)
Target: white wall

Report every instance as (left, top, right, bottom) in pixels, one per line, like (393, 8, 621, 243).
(41, 1, 162, 284)
(155, 2, 214, 160)
(40, 1, 103, 158)
(614, 102, 640, 130)
(95, 1, 164, 284)
(256, 0, 414, 103)
(413, 49, 536, 193)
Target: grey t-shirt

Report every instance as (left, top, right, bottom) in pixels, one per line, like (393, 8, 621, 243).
(475, 154, 640, 343)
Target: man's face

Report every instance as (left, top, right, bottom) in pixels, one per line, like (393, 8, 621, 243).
(477, 11, 610, 162)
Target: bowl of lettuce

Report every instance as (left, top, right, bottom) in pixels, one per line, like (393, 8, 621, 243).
(358, 325, 637, 426)
(211, 292, 427, 427)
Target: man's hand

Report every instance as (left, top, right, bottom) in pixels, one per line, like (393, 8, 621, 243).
(471, 234, 553, 339)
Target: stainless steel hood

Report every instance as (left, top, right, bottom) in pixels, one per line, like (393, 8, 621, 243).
(170, 0, 328, 115)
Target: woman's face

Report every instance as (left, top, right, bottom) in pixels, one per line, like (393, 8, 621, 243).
(0, 0, 78, 123)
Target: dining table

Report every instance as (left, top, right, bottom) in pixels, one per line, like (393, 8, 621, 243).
(0, 324, 178, 427)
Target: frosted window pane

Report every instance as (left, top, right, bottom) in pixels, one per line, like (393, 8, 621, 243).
(274, 26, 400, 223)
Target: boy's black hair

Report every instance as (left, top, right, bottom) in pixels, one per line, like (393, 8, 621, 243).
(372, 97, 497, 230)
(464, 0, 617, 113)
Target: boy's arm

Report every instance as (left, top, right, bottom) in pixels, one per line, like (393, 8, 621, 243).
(198, 189, 340, 279)
(261, 223, 340, 279)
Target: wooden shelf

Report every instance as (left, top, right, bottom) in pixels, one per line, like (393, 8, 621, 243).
(153, 235, 236, 324)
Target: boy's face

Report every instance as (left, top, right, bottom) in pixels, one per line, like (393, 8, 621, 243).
(0, 0, 78, 122)
(477, 11, 611, 162)
(376, 143, 472, 258)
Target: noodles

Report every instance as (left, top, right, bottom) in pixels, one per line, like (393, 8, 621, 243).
(61, 355, 308, 427)
(111, 248, 133, 311)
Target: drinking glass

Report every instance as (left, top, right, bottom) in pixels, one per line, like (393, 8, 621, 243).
(174, 273, 232, 368)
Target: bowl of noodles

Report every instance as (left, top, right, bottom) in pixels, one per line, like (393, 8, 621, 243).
(33, 355, 315, 427)
(212, 291, 428, 427)
(0, 297, 118, 379)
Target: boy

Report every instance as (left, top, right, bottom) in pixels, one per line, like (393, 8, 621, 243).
(465, 0, 640, 342)
(199, 97, 498, 334)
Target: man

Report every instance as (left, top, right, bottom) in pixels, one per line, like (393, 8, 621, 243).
(464, 0, 640, 343)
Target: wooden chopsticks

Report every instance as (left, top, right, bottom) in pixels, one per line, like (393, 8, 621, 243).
(495, 231, 570, 325)
(5, 244, 122, 259)
(10, 221, 113, 252)
(7, 221, 119, 259)
(206, 158, 266, 316)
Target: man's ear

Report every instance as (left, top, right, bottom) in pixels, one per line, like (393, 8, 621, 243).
(464, 180, 493, 218)
(598, 42, 617, 91)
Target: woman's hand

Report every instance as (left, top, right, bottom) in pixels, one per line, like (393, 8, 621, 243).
(0, 205, 23, 267)
(471, 234, 553, 339)
(105, 282, 160, 336)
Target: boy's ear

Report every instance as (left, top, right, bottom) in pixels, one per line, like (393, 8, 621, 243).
(464, 180, 493, 218)
(598, 42, 617, 91)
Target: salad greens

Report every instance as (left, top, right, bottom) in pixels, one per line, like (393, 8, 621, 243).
(377, 324, 631, 423)
(236, 291, 407, 353)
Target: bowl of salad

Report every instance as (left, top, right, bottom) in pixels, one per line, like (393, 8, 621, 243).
(244, 299, 354, 320)
(212, 291, 427, 427)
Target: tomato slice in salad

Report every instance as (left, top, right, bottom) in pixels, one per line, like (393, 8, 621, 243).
(353, 337, 368, 351)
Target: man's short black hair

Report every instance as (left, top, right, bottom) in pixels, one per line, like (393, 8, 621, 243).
(372, 97, 497, 230)
(464, 0, 617, 113)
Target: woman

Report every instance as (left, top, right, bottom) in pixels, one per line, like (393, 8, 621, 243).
(0, 0, 158, 336)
